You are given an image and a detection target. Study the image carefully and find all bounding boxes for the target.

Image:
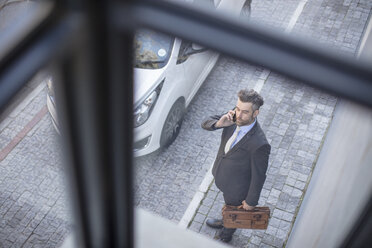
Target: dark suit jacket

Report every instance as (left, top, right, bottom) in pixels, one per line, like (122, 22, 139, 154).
(202, 114, 270, 206)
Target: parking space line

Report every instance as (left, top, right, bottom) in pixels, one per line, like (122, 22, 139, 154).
(285, 0, 308, 34)
(9, 82, 46, 118)
(179, 166, 214, 228)
(178, 0, 308, 228)
(253, 69, 270, 93)
(0, 105, 47, 162)
(0, 81, 46, 132)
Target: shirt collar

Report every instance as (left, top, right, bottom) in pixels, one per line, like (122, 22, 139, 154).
(237, 119, 256, 134)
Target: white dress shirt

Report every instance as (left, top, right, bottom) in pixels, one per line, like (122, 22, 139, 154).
(230, 119, 256, 148)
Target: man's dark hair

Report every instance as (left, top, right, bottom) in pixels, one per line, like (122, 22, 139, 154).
(238, 89, 264, 111)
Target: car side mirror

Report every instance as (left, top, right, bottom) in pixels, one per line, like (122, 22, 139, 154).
(183, 43, 208, 56)
(177, 42, 209, 64)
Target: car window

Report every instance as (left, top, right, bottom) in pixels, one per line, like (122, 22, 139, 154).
(134, 29, 175, 69)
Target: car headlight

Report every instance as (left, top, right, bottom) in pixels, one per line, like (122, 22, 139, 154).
(133, 81, 164, 127)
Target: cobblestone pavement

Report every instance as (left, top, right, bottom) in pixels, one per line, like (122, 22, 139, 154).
(0, 78, 70, 247)
(133, 0, 315, 223)
(0, 0, 370, 247)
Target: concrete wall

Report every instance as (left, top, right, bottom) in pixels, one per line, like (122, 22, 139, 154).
(286, 100, 372, 248)
(287, 14, 372, 247)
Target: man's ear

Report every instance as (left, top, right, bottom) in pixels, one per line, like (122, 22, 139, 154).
(253, 109, 259, 118)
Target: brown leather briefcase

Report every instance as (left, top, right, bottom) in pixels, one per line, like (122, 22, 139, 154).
(222, 205, 270, 229)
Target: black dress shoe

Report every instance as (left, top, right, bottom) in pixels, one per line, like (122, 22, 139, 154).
(206, 218, 223, 229)
(213, 233, 233, 243)
(213, 227, 235, 243)
(220, 236, 232, 243)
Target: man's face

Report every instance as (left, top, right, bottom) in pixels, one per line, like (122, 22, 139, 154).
(234, 99, 259, 126)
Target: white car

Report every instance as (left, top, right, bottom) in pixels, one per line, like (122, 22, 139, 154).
(132, 30, 220, 156)
(47, 0, 246, 157)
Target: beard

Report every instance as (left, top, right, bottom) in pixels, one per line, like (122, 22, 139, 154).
(236, 114, 255, 126)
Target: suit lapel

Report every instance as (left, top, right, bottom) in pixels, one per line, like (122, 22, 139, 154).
(222, 125, 236, 154)
(223, 124, 236, 144)
(226, 122, 258, 154)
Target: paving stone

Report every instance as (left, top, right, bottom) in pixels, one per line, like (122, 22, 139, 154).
(201, 197, 215, 208)
(282, 185, 294, 195)
(277, 193, 290, 210)
(199, 223, 217, 238)
(241, 229, 253, 237)
(196, 204, 210, 216)
(189, 221, 203, 232)
(294, 180, 306, 190)
(276, 229, 288, 240)
(265, 226, 278, 236)
(266, 195, 279, 205)
(259, 243, 276, 248)
(206, 190, 218, 200)
(232, 234, 251, 247)
(261, 234, 285, 248)
(0, 239, 13, 248)
(272, 175, 286, 191)
(250, 235, 262, 246)
(279, 220, 292, 233)
(246, 243, 259, 248)
(193, 213, 207, 224)
(282, 211, 295, 222)
(269, 217, 281, 229)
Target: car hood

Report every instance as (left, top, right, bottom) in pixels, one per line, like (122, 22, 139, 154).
(134, 67, 165, 108)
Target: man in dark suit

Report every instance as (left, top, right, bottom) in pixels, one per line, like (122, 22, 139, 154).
(201, 89, 270, 243)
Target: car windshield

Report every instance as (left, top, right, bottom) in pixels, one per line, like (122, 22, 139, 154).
(134, 29, 174, 69)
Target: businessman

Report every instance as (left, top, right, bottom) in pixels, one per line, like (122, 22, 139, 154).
(201, 89, 270, 243)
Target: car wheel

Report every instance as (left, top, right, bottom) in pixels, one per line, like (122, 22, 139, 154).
(160, 99, 185, 148)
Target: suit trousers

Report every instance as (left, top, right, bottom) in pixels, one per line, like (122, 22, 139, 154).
(220, 194, 243, 237)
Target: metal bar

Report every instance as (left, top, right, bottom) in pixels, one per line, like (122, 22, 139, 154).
(58, 2, 114, 247)
(58, 37, 116, 247)
(0, 0, 135, 246)
(56, 18, 113, 248)
(108, 32, 135, 248)
(57, 1, 135, 247)
(113, 0, 372, 107)
(107, 1, 135, 247)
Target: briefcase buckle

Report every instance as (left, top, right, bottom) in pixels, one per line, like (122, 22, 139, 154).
(230, 214, 237, 221)
(253, 214, 262, 220)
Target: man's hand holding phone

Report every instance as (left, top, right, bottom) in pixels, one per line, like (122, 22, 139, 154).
(215, 109, 236, 128)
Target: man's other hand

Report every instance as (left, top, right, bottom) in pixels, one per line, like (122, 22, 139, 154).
(242, 200, 255, 210)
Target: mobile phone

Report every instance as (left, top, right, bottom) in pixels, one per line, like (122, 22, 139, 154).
(232, 109, 236, 122)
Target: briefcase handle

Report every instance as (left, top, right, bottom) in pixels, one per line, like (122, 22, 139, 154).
(222, 204, 262, 212)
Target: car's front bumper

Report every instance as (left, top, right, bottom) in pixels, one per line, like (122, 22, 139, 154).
(133, 120, 162, 157)
(46, 87, 165, 157)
